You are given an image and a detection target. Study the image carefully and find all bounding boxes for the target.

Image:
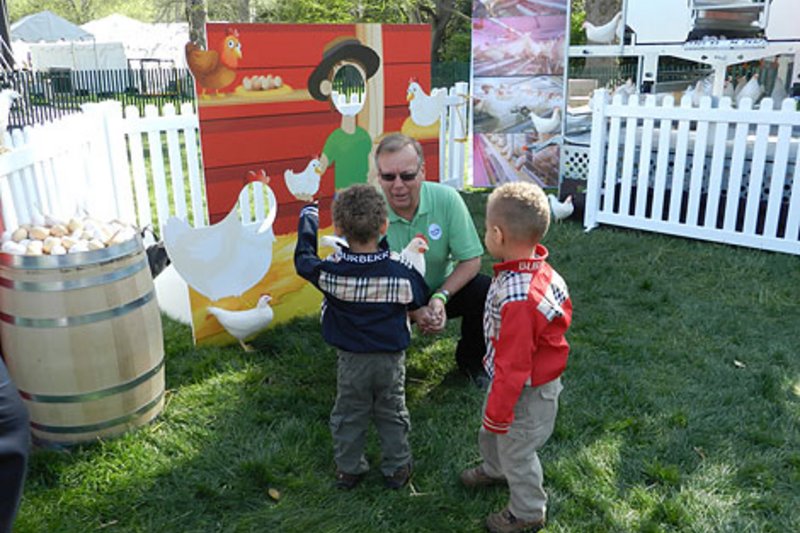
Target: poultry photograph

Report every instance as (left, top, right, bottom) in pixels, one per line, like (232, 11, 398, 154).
(163, 170, 277, 303)
(528, 105, 561, 134)
(207, 294, 274, 352)
(284, 158, 322, 202)
(472, 15, 565, 78)
(474, 132, 560, 188)
(185, 28, 243, 97)
(473, 76, 563, 134)
(473, 0, 566, 18)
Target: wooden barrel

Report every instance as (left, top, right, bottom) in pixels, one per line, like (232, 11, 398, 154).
(0, 237, 165, 445)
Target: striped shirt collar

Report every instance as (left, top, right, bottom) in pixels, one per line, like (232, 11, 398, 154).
(492, 244, 549, 276)
(338, 239, 391, 264)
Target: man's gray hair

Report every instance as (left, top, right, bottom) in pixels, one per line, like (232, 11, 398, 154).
(374, 133, 424, 168)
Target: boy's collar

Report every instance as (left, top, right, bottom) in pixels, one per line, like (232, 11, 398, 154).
(338, 238, 391, 263)
(493, 244, 549, 274)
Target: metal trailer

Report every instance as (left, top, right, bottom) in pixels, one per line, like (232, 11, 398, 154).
(569, 0, 799, 97)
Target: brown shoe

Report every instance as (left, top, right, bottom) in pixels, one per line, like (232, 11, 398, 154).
(486, 508, 545, 533)
(460, 465, 506, 487)
(384, 462, 412, 490)
(335, 470, 364, 490)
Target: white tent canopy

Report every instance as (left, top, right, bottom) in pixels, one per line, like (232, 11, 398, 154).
(11, 10, 93, 43)
(82, 14, 189, 67)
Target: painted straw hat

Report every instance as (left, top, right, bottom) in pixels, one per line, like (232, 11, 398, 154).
(307, 37, 380, 101)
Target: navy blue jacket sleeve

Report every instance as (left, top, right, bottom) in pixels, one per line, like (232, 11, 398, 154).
(294, 204, 322, 286)
(408, 267, 429, 311)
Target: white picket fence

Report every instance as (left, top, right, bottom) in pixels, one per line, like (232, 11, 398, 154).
(438, 81, 470, 190)
(584, 90, 800, 255)
(0, 101, 205, 237)
(0, 83, 470, 235)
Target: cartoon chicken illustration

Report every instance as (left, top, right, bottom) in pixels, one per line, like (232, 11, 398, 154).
(284, 158, 322, 202)
(207, 294, 274, 352)
(185, 28, 242, 97)
(407, 79, 446, 128)
(163, 170, 277, 302)
(398, 234, 428, 276)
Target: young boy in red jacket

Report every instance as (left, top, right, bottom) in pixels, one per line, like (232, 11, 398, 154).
(460, 182, 572, 533)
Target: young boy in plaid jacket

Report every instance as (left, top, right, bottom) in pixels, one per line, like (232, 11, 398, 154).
(461, 182, 572, 533)
(294, 184, 429, 490)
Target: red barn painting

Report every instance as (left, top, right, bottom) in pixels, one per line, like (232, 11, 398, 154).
(180, 23, 434, 345)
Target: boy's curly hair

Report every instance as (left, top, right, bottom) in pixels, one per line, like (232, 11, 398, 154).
(332, 184, 387, 245)
(488, 182, 550, 244)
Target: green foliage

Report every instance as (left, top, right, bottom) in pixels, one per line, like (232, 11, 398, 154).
(9, 0, 153, 25)
(255, 0, 415, 24)
(569, 0, 586, 46)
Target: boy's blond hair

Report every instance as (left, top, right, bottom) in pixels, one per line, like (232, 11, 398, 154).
(488, 182, 550, 244)
(332, 184, 387, 244)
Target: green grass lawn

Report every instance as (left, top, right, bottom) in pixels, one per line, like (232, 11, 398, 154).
(15, 190, 800, 532)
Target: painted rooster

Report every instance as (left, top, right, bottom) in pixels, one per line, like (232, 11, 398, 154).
(185, 28, 243, 97)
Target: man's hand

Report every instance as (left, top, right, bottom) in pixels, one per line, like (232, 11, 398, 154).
(422, 298, 447, 334)
(411, 304, 446, 334)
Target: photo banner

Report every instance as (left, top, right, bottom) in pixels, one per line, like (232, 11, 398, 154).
(471, 0, 568, 188)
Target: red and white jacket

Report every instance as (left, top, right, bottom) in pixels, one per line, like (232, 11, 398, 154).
(482, 244, 572, 434)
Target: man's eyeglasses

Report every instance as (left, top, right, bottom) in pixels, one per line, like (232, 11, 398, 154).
(379, 170, 419, 182)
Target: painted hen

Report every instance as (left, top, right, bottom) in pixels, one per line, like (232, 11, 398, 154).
(284, 158, 322, 201)
(207, 294, 274, 351)
(185, 28, 242, 97)
(399, 233, 428, 276)
(163, 170, 277, 302)
(407, 80, 446, 127)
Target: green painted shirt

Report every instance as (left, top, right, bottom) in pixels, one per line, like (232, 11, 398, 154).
(385, 181, 484, 291)
(322, 126, 373, 190)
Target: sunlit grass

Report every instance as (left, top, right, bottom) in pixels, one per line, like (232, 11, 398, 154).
(15, 190, 800, 532)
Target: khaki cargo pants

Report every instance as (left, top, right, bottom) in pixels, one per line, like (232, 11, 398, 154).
(330, 350, 411, 477)
(478, 378, 563, 522)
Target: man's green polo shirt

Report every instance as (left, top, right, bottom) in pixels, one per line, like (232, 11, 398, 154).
(385, 181, 484, 291)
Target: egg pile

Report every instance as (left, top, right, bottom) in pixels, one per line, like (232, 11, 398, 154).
(1, 216, 139, 256)
(242, 75, 283, 91)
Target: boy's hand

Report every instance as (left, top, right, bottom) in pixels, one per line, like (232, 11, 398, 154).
(427, 297, 447, 331)
(414, 303, 446, 334)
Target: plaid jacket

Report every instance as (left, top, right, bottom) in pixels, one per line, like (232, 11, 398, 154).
(482, 245, 572, 434)
(294, 205, 429, 353)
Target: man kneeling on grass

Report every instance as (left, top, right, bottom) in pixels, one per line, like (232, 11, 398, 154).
(461, 182, 572, 533)
(294, 184, 429, 490)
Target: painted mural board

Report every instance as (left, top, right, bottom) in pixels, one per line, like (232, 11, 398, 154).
(471, 0, 567, 188)
(172, 23, 435, 346)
